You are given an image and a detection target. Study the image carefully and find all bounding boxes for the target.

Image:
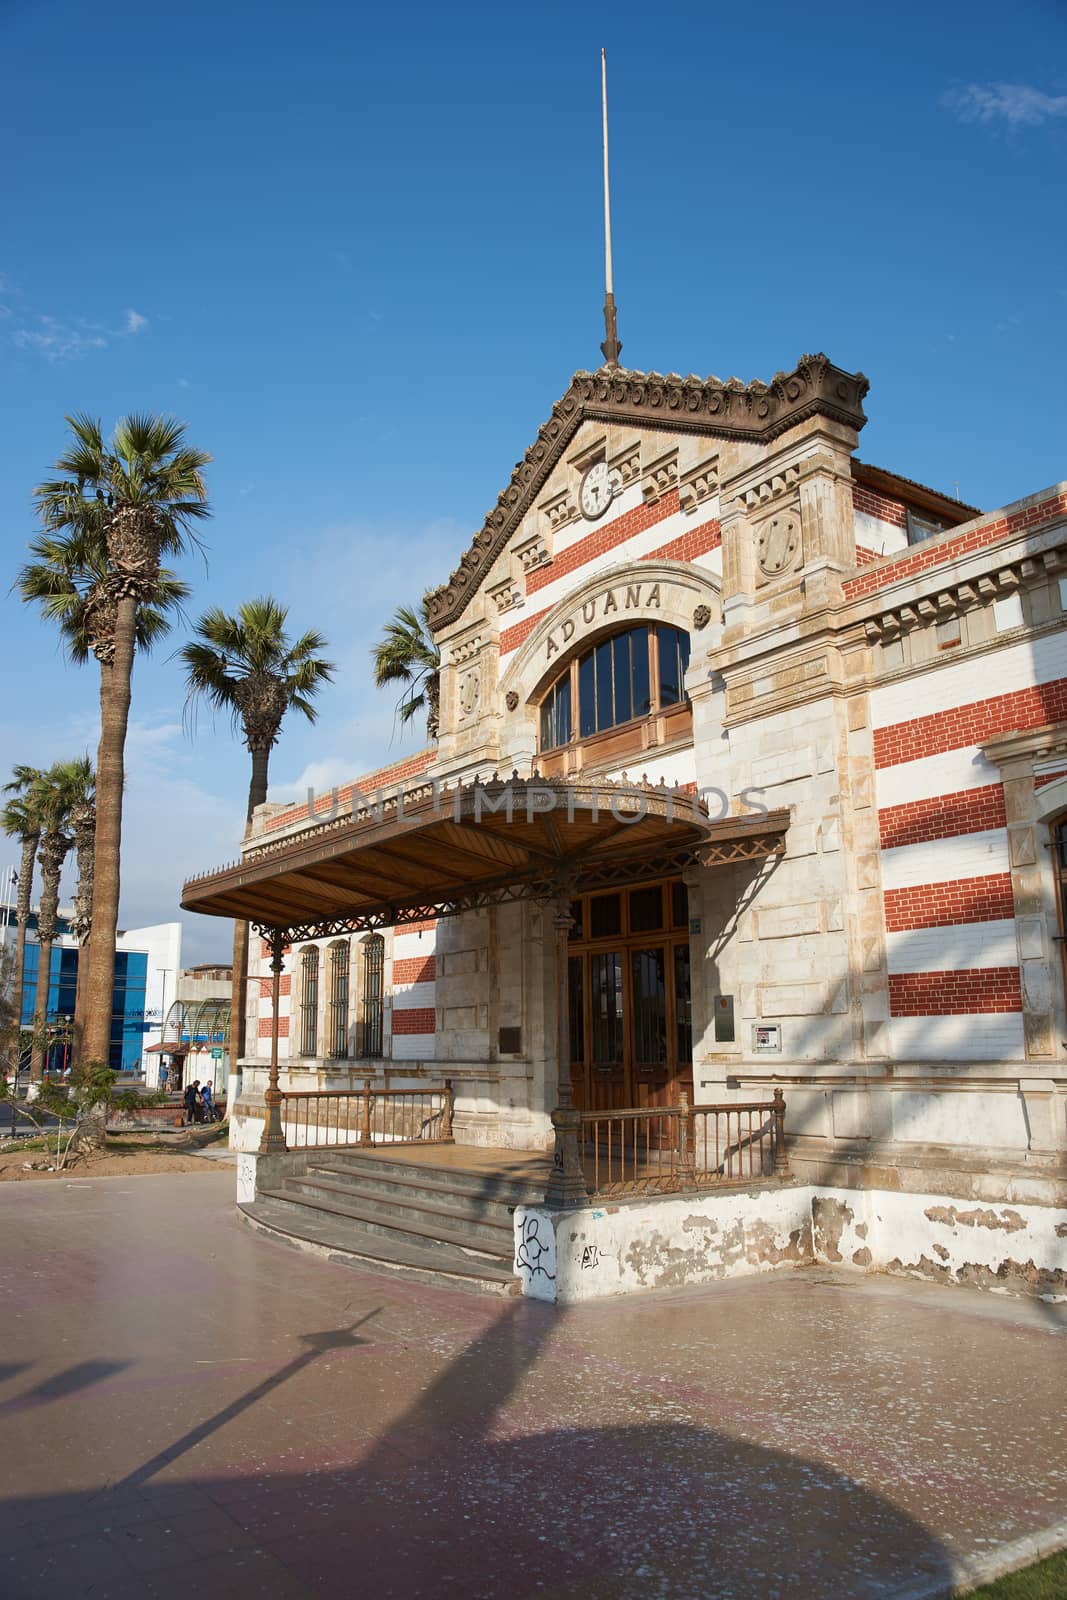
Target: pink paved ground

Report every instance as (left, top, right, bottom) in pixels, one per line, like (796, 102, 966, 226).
(0, 1170, 1064, 1598)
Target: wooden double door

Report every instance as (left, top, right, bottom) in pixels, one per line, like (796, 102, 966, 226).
(567, 877, 693, 1113)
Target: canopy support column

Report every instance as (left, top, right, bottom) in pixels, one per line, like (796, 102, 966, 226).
(545, 895, 589, 1209)
(259, 931, 288, 1154)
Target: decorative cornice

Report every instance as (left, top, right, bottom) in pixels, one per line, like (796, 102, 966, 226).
(861, 544, 1066, 643)
(425, 353, 869, 632)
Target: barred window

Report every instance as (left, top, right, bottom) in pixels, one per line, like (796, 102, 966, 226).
(327, 941, 350, 1059)
(299, 946, 319, 1057)
(360, 935, 385, 1059)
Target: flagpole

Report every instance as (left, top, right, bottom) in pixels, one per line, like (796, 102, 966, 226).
(600, 47, 622, 368)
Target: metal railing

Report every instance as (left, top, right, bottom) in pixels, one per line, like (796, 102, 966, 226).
(581, 1089, 788, 1198)
(279, 1080, 454, 1151)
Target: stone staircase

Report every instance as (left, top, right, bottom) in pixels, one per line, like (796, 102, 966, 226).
(241, 1149, 548, 1296)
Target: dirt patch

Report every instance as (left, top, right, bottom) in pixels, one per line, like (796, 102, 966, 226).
(924, 1204, 1026, 1233)
(0, 1129, 227, 1182)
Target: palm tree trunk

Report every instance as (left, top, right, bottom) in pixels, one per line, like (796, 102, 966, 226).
(29, 848, 63, 1084)
(229, 744, 272, 1082)
(10, 831, 37, 1050)
(82, 598, 136, 1067)
(71, 803, 97, 1069)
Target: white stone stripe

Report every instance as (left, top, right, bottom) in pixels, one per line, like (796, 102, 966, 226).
(503, 516, 718, 650)
(603, 747, 696, 789)
(870, 632, 1067, 728)
(392, 929, 437, 961)
(392, 980, 435, 1010)
(885, 1015, 1025, 1062)
(886, 920, 1018, 975)
(879, 828, 1009, 890)
(874, 747, 1001, 809)
(854, 509, 908, 557)
(391, 1034, 436, 1061)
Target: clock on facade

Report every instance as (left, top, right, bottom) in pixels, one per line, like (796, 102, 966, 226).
(579, 461, 624, 520)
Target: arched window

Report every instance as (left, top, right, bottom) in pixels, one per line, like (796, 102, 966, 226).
(539, 624, 691, 751)
(360, 935, 385, 1058)
(299, 946, 319, 1057)
(327, 941, 350, 1059)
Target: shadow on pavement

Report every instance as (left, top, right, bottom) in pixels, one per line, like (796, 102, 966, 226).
(0, 1299, 958, 1600)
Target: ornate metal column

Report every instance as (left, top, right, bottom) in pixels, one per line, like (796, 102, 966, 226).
(259, 929, 288, 1154)
(544, 895, 589, 1209)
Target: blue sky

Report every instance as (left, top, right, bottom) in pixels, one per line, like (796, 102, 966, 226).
(1, 0, 1065, 963)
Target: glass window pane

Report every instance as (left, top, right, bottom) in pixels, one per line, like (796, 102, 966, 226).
(590, 952, 623, 1065)
(629, 885, 663, 932)
(540, 695, 553, 749)
(613, 632, 633, 724)
(595, 640, 614, 731)
(589, 893, 622, 939)
(555, 674, 572, 747)
(658, 625, 681, 706)
(630, 948, 667, 1067)
(671, 880, 688, 929)
(579, 650, 596, 737)
(631, 625, 651, 715)
(674, 944, 692, 1063)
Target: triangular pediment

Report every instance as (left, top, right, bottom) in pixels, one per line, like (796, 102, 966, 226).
(425, 353, 868, 631)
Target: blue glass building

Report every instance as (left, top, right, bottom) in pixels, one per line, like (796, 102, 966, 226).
(20, 943, 150, 1074)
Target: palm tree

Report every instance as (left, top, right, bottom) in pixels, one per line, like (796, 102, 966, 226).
(28, 414, 210, 1066)
(371, 600, 441, 739)
(65, 762, 96, 1059)
(180, 597, 333, 1067)
(1, 766, 46, 1060)
(26, 761, 88, 1082)
(18, 531, 190, 669)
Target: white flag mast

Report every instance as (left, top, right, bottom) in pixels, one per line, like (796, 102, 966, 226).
(600, 47, 622, 368)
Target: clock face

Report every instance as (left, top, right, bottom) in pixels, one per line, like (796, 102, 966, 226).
(579, 461, 623, 521)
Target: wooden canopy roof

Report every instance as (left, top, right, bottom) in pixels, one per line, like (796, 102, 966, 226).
(181, 777, 788, 942)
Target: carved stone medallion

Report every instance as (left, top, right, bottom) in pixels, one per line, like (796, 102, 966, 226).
(505, 690, 519, 712)
(758, 514, 800, 577)
(459, 668, 481, 719)
(692, 604, 712, 631)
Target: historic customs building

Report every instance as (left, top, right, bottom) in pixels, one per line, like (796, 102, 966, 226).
(183, 351, 1067, 1303)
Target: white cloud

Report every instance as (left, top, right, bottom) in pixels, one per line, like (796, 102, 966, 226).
(942, 82, 1067, 128)
(12, 305, 153, 363)
(14, 317, 107, 362)
(268, 758, 366, 803)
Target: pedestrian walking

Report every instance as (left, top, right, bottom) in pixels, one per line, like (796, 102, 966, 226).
(201, 1080, 217, 1122)
(183, 1079, 201, 1126)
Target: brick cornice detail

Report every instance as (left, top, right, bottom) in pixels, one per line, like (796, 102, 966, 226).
(426, 353, 868, 631)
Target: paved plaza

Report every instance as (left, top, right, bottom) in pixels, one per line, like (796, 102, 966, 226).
(0, 1171, 1065, 1599)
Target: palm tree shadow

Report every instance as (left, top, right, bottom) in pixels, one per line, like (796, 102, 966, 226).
(2, 1298, 960, 1598)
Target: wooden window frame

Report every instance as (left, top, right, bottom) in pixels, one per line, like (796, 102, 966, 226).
(326, 940, 350, 1060)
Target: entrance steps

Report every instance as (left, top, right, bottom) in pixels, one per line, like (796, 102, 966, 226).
(242, 1148, 548, 1297)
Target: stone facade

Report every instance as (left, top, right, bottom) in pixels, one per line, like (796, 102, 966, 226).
(231, 355, 1067, 1207)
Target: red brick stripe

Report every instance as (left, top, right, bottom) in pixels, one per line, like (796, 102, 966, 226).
(265, 751, 435, 832)
(844, 491, 1067, 602)
(526, 490, 680, 595)
(874, 678, 1067, 768)
(852, 484, 906, 527)
(391, 1007, 435, 1034)
(257, 1015, 290, 1037)
(259, 973, 292, 998)
(1035, 769, 1067, 789)
(393, 955, 435, 985)
(500, 607, 549, 656)
(878, 785, 1006, 850)
(855, 545, 882, 566)
(883, 873, 1016, 932)
(888, 968, 1021, 1016)
(643, 518, 721, 564)
(399, 917, 437, 935)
